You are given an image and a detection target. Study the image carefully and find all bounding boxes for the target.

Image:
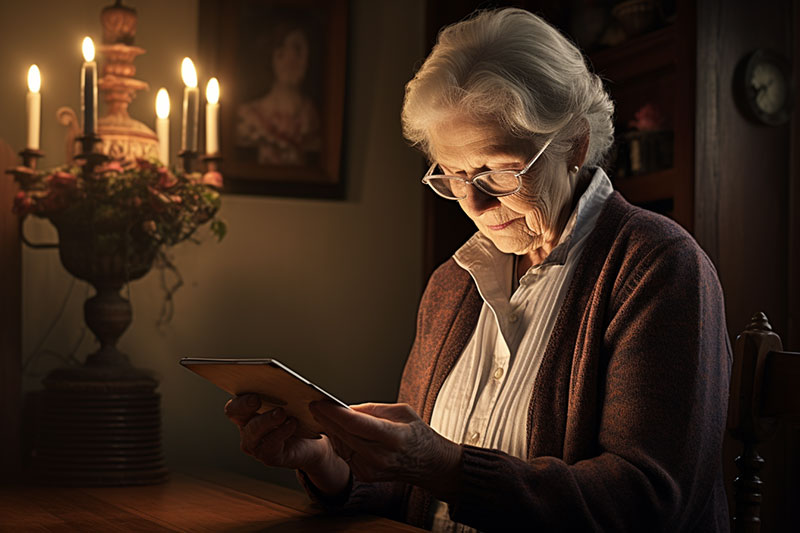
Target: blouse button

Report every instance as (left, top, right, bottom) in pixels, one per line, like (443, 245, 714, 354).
(509, 312, 519, 323)
(468, 431, 480, 445)
(493, 367, 504, 380)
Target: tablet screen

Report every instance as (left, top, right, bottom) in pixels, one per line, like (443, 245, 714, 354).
(180, 357, 348, 439)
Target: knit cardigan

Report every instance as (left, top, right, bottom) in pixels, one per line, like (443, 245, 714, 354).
(307, 192, 732, 532)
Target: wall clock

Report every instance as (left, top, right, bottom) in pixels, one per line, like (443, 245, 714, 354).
(736, 49, 793, 126)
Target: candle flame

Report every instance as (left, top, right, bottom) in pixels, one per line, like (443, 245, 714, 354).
(82, 37, 95, 62)
(181, 57, 198, 88)
(206, 78, 220, 104)
(156, 88, 170, 119)
(27, 65, 41, 93)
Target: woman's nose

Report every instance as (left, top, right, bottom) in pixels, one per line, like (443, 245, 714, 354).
(459, 183, 498, 215)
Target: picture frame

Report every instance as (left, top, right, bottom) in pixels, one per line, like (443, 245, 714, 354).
(199, 0, 348, 198)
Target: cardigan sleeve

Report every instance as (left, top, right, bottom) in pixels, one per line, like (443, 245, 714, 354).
(447, 236, 732, 532)
(295, 469, 409, 521)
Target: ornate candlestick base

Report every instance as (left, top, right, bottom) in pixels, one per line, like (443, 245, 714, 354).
(14, 0, 224, 488)
(32, 310, 168, 485)
(32, 381, 167, 487)
(29, 215, 167, 486)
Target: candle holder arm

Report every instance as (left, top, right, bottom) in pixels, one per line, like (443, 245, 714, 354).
(18, 214, 59, 249)
(6, 155, 59, 249)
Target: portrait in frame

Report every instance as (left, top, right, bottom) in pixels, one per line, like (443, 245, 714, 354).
(199, 0, 348, 198)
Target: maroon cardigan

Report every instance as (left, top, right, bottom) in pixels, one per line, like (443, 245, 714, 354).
(307, 192, 732, 532)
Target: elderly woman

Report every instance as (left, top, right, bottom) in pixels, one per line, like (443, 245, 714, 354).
(225, 8, 731, 532)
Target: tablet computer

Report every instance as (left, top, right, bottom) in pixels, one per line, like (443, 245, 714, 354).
(179, 357, 348, 439)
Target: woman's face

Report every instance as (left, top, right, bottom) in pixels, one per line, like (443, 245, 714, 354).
(429, 115, 574, 256)
(273, 29, 309, 85)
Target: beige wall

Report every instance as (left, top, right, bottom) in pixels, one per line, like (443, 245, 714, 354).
(0, 0, 425, 487)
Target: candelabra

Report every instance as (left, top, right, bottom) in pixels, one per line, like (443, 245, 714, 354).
(6, 0, 223, 486)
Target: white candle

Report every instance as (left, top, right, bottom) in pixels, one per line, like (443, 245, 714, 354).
(205, 78, 220, 155)
(155, 88, 170, 165)
(26, 65, 41, 150)
(180, 57, 199, 152)
(81, 37, 98, 136)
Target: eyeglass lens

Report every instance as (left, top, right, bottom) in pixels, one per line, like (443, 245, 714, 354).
(427, 168, 519, 198)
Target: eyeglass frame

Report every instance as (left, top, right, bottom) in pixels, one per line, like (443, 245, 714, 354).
(421, 135, 554, 200)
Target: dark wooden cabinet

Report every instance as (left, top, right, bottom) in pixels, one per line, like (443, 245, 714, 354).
(590, 7, 696, 232)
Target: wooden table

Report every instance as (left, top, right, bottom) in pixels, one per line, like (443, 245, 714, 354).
(0, 472, 423, 532)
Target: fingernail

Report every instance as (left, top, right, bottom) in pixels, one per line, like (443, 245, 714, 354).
(271, 408, 284, 418)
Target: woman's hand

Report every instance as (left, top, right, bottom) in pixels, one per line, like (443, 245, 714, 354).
(310, 401, 462, 500)
(224, 394, 350, 495)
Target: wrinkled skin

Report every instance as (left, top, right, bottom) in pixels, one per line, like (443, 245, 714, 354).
(431, 115, 589, 271)
(225, 394, 348, 495)
(310, 401, 462, 499)
(225, 395, 460, 499)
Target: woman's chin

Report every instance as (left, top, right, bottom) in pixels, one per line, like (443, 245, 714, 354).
(486, 232, 536, 255)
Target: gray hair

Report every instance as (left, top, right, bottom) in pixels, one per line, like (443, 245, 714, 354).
(402, 8, 614, 168)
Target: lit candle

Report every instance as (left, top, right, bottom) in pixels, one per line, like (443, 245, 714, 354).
(180, 57, 199, 153)
(26, 65, 41, 150)
(155, 88, 170, 164)
(205, 78, 220, 155)
(81, 37, 98, 137)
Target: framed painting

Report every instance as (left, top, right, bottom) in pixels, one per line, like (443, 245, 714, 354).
(199, 0, 348, 198)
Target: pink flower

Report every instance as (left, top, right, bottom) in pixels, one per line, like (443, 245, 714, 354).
(12, 191, 34, 216)
(51, 171, 77, 187)
(169, 194, 183, 204)
(201, 171, 223, 189)
(97, 161, 124, 174)
(136, 158, 155, 171)
(156, 167, 178, 189)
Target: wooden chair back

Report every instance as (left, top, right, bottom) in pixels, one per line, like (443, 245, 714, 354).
(727, 312, 800, 532)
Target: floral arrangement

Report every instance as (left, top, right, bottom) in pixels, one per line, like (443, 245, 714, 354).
(12, 157, 226, 255)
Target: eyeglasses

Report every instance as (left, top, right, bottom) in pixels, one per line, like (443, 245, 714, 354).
(421, 136, 553, 200)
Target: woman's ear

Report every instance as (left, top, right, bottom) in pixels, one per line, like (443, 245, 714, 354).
(569, 118, 591, 170)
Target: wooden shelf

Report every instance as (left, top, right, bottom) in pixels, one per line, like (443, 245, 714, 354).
(613, 168, 675, 205)
(589, 25, 677, 82)
(590, 11, 694, 232)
